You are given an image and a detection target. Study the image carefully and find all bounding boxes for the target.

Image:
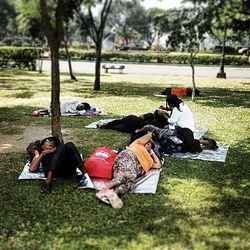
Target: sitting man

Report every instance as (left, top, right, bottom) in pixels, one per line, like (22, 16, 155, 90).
(27, 136, 89, 194)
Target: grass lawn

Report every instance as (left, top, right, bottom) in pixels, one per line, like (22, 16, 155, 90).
(0, 69, 249, 250)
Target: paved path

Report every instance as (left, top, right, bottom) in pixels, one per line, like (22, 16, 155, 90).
(41, 60, 250, 79)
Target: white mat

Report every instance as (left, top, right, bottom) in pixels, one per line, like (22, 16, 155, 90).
(172, 145, 229, 162)
(61, 107, 107, 116)
(85, 118, 116, 128)
(19, 162, 161, 194)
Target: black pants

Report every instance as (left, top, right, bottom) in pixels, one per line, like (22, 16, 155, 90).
(175, 127, 202, 153)
(42, 142, 84, 178)
(101, 115, 146, 134)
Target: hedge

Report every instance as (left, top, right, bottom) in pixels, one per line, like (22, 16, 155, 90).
(0, 47, 42, 70)
(0, 47, 249, 69)
(59, 50, 250, 66)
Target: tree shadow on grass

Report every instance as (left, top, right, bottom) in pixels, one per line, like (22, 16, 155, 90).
(1, 139, 249, 249)
(198, 87, 250, 109)
(164, 138, 250, 234)
(66, 81, 161, 99)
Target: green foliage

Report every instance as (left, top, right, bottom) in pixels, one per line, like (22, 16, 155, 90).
(58, 49, 250, 65)
(0, 70, 250, 249)
(0, 47, 42, 70)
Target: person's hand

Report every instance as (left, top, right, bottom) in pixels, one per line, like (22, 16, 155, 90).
(159, 105, 166, 110)
(42, 147, 56, 155)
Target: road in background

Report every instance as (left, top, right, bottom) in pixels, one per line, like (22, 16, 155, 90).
(41, 60, 250, 79)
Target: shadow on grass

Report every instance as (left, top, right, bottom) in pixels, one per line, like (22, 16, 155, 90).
(199, 88, 250, 109)
(165, 137, 250, 230)
(0, 140, 249, 249)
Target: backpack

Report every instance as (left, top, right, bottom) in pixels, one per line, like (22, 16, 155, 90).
(159, 138, 184, 155)
(84, 147, 118, 179)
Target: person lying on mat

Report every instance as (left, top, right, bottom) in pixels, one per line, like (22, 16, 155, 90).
(134, 125, 218, 154)
(97, 114, 159, 134)
(28, 136, 88, 194)
(157, 94, 195, 132)
(156, 86, 201, 97)
(96, 132, 161, 209)
(30, 100, 91, 116)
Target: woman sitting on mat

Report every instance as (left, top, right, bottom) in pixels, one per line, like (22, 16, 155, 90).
(28, 137, 87, 194)
(157, 94, 195, 132)
(96, 132, 161, 209)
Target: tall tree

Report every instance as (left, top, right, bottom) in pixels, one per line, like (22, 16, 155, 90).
(78, 0, 113, 90)
(184, 0, 249, 78)
(167, 7, 211, 101)
(40, 0, 84, 139)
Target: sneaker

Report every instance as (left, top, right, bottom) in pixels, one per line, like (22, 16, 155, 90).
(78, 175, 87, 187)
(41, 182, 52, 194)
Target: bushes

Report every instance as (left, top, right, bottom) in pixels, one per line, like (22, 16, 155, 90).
(1, 47, 248, 69)
(0, 47, 42, 70)
(59, 50, 250, 66)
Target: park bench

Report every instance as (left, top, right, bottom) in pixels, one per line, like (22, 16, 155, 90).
(102, 64, 125, 74)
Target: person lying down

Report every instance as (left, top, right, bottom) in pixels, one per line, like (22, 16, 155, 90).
(30, 100, 98, 116)
(96, 132, 161, 209)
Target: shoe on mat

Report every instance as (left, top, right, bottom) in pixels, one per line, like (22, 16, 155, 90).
(96, 192, 111, 204)
(105, 190, 123, 209)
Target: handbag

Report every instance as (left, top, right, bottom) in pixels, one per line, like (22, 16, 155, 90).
(84, 147, 117, 179)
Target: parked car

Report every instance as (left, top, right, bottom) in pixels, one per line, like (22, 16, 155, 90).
(238, 47, 249, 55)
(119, 45, 130, 51)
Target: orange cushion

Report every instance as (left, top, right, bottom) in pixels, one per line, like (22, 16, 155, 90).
(171, 87, 187, 96)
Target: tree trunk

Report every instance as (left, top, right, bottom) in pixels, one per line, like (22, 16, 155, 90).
(216, 25, 227, 79)
(94, 43, 102, 90)
(50, 46, 62, 139)
(64, 23, 77, 81)
(190, 53, 196, 102)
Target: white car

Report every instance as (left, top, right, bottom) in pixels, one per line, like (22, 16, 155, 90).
(238, 47, 249, 55)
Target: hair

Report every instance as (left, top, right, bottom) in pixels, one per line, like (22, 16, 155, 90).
(76, 102, 91, 111)
(166, 95, 183, 109)
(203, 137, 218, 150)
(186, 88, 201, 97)
(26, 140, 42, 159)
(40, 136, 61, 147)
(146, 140, 155, 150)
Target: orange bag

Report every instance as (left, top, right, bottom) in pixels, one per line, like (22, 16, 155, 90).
(171, 87, 187, 96)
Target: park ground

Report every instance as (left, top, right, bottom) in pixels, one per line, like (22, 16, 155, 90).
(0, 69, 249, 250)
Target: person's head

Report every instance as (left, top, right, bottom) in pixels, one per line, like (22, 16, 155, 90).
(76, 102, 91, 111)
(200, 138, 218, 150)
(40, 136, 61, 150)
(26, 140, 42, 159)
(145, 140, 155, 152)
(166, 95, 183, 109)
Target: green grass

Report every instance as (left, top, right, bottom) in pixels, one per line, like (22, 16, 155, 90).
(0, 70, 249, 250)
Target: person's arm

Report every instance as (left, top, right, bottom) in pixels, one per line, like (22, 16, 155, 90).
(150, 150, 161, 169)
(29, 150, 45, 172)
(136, 131, 153, 144)
(167, 108, 180, 125)
(29, 148, 56, 172)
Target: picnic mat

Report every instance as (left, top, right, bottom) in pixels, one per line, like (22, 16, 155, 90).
(85, 118, 116, 128)
(30, 107, 107, 117)
(172, 145, 229, 162)
(19, 162, 161, 194)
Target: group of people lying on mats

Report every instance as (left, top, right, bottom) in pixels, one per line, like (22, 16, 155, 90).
(26, 94, 218, 209)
